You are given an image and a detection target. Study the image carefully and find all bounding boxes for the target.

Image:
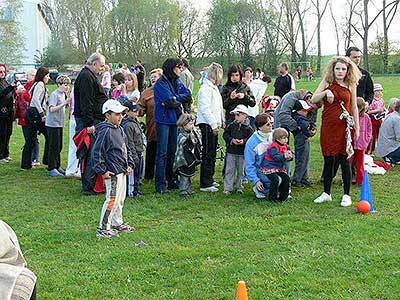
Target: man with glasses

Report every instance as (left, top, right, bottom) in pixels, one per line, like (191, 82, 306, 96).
(74, 53, 108, 195)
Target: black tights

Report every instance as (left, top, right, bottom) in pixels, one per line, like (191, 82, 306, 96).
(323, 155, 351, 195)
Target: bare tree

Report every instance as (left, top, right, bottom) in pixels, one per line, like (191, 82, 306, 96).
(382, 0, 400, 73)
(329, 3, 340, 55)
(311, 0, 330, 73)
(343, 0, 361, 51)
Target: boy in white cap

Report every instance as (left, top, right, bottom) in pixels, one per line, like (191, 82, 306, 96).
(223, 104, 254, 195)
(92, 99, 134, 238)
(291, 100, 317, 187)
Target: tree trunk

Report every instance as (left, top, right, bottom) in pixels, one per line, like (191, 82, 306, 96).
(363, 0, 369, 70)
(383, 0, 389, 73)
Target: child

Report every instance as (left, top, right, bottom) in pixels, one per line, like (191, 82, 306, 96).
(291, 100, 316, 187)
(223, 105, 254, 195)
(92, 99, 134, 238)
(111, 72, 127, 101)
(367, 83, 385, 154)
(121, 102, 145, 197)
(173, 113, 202, 196)
(262, 96, 280, 123)
(257, 128, 293, 202)
(45, 75, 71, 176)
(350, 97, 372, 185)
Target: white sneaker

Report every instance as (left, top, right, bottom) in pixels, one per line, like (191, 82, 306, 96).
(314, 192, 332, 203)
(212, 182, 220, 188)
(340, 194, 352, 207)
(200, 186, 219, 192)
(252, 186, 266, 199)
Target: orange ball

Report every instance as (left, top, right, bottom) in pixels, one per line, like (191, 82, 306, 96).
(357, 200, 371, 214)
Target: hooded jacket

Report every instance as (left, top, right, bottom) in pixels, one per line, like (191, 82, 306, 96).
(0, 78, 15, 118)
(221, 80, 256, 122)
(121, 115, 144, 166)
(91, 121, 133, 175)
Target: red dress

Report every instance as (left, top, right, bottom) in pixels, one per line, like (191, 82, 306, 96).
(320, 81, 352, 156)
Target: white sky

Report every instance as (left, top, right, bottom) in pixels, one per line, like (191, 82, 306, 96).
(192, 0, 400, 56)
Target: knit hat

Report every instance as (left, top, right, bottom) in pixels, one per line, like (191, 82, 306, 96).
(373, 83, 383, 91)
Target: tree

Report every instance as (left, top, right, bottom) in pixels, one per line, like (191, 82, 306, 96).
(329, 2, 340, 55)
(0, 0, 25, 64)
(382, 0, 399, 73)
(311, 0, 330, 73)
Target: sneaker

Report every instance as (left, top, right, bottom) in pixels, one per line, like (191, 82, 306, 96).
(200, 186, 219, 192)
(81, 190, 102, 196)
(252, 185, 266, 199)
(32, 160, 41, 166)
(48, 169, 64, 177)
(112, 223, 135, 233)
(340, 194, 352, 207)
(131, 191, 144, 197)
(5, 156, 11, 161)
(314, 192, 332, 203)
(66, 173, 81, 179)
(156, 188, 170, 194)
(242, 178, 248, 184)
(20, 168, 29, 171)
(212, 182, 220, 188)
(0, 158, 8, 164)
(96, 228, 119, 238)
(57, 168, 66, 175)
(300, 179, 313, 186)
(237, 189, 243, 194)
(291, 179, 304, 187)
(223, 190, 232, 196)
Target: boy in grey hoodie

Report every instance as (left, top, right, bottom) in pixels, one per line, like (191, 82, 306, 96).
(92, 100, 134, 238)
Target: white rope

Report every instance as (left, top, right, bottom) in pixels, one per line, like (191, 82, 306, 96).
(339, 101, 354, 159)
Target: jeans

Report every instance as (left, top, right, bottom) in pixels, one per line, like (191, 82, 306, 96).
(386, 146, 400, 164)
(144, 140, 157, 180)
(199, 123, 218, 188)
(155, 123, 177, 191)
(75, 118, 98, 193)
(179, 175, 192, 194)
(292, 133, 310, 182)
(224, 153, 245, 192)
(21, 121, 49, 169)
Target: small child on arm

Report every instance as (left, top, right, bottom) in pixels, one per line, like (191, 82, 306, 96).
(257, 127, 293, 202)
(92, 100, 134, 238)
(173, 113, 202, 196)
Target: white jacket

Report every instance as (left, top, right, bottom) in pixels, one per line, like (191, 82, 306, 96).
(248, 79, 268, 117)
(196, 79, 225, 129)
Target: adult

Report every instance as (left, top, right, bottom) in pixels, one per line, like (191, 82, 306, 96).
(138, 68, 163, 180)
(221, 65, 256, 126)
(134, 60, 146, 93)
(248, 76, 270, 130)
(74, 52, 108, 195)
(244, 113, 273, 199)
(153, 58, 191, 193)
(196, 62, 225, 192)
(21, 67, 50, 170)
(179, 58, 194, 93)
(0, 220, 37, 300)
(0, 64, 16, 164)
(273, 62, 296, 99)
(376, 99, 400, 165)
(311, 56, 361, 207)
(346, 46, 374, 104)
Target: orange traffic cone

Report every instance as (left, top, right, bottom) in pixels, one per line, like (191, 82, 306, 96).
(236, 280, 248, 300)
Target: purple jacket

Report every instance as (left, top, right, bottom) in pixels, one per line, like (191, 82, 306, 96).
(354, 114, 372, 150)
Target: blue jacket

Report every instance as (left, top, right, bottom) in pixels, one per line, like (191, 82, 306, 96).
(153, 74, 191, 125)
(244, 131, 273, 191)
(294, 114, 315, 138)
(92, 121, 134, 175)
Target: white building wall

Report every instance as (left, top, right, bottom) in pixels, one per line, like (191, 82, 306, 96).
(19, 0, 51, 69)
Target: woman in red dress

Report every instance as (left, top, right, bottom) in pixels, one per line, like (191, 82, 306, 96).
(311, 57, 361, 207)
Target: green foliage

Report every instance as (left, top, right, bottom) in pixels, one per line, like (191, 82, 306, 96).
(0, 0, 25, 64)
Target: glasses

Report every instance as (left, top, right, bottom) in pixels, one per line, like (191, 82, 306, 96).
(265, 122, 273, 126)
(0, 71, 6, 74)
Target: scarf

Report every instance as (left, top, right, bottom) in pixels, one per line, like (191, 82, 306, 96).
(339, 101, 355, 158)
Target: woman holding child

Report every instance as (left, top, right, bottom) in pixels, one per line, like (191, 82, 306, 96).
(311, 56, 361, 207)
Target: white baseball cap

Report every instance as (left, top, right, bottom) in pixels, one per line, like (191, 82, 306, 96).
(373, 83, 383, 91)
(102, 99, 128, 114)
(297, 100, 312, 111)
(230, 104, 249, 115)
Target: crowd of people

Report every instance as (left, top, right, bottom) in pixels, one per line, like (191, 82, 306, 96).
(1, 46, 400, 241)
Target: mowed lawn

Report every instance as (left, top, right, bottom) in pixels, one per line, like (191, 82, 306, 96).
(1, 77, 399, 300)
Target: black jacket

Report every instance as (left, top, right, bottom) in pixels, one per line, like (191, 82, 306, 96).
(0, 79, 15, 118)
(223, 121, 254, 155)
(357, 67, 374, 104)
(74, 66, 108, 127)
(221, 81, 255, 122)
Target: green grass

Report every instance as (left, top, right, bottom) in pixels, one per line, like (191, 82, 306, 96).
(1, 78, 399, 299)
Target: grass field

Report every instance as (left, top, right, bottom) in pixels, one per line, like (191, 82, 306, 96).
(1, 77, 399, 299)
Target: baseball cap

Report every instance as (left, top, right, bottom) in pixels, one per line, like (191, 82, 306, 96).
(230, 104, 249, 115)
(373, 83, 383, 91)
(123, 101, 141, 112)
(102, 99, 128, 114)
(294, 100, 312, 111)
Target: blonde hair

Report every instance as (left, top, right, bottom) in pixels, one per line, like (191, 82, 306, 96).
(56, 75, 71, 85)
(207, 62, 223, 85)
(272, 127, 288, 141)
(125, 73, 138, 92)
(357, 97, 367, 115)
(176, 113, 193, 127)
(150, 68, 163, 76)
(323, 56, 361, 89)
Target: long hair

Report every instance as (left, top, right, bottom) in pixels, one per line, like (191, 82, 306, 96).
(226, 65, 243, 85)
(206, 62, 223, 85)
(125, 73, 138, 92)
(323, 56, 361, 89)
(34, 67, 49, 82)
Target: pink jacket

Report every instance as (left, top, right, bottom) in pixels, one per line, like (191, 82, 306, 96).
(354, 114, 372, 150)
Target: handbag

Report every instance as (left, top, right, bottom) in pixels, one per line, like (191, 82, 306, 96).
(24, 82, 45, 124)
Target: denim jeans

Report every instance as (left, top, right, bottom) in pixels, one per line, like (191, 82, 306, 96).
(155, 123, 177, 191)
(386, 146, 400, 164)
